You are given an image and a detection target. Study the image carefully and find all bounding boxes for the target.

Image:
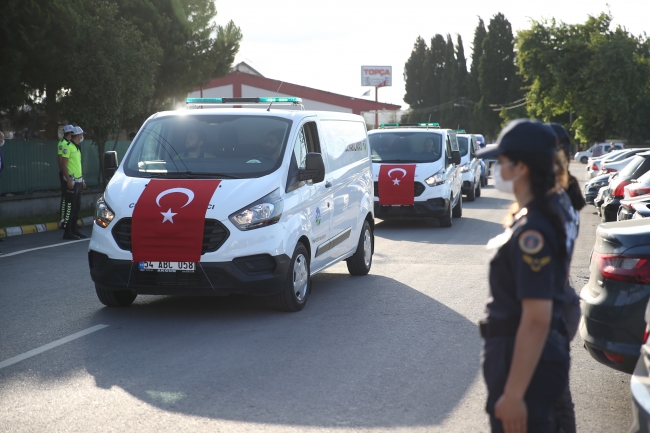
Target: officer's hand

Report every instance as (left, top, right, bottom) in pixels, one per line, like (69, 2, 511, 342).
(495, 393, 527, 433)
(82, 181, 87, 190)
(67, 180, 73, 190)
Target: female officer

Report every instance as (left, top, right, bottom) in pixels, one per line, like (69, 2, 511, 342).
(476, 119, 579, 433)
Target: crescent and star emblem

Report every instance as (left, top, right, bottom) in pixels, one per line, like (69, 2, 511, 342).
(387, 168, 407, 185)
(155, 188, 195, 224)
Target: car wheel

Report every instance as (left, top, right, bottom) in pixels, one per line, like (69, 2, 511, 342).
(581, 156, 588, 164)
(346, 220, 373, 276)
(475, 180, 481, 197)
(466, 182, 476, 201)
(481, 175, 487, 187)
(272, 243, 310, 312)
(440, 199, 453, 228)
(452, 194, 463, 218)
(95, 284, 136, 307)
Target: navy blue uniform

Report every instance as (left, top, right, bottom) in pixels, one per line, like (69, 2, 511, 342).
(482, 190, 579, 432)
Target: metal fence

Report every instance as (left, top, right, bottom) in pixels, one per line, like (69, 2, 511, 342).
(0, 139, 132, 195)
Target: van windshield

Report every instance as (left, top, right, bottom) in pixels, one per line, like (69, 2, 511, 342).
(368, 131, 443, 163)
(123, 114, 292, 178)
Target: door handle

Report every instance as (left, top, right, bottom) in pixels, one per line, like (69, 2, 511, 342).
(325, 181, 332, 188)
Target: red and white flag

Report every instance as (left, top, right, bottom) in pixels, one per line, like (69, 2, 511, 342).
(131, 180, 221, 262)
(378, 164, 416, 205)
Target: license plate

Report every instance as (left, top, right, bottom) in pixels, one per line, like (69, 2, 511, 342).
(138, 261, 196, 273)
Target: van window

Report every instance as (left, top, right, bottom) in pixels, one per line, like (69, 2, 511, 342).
(445, 136, 453, 166)
(457, 136, 469, 157)
(368, 131, 442, 163)
(320, 120, 368, 172)
(123, 114, 292, 179)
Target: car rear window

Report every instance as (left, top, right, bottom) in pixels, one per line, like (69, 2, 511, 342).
(619, 155, 646, 177)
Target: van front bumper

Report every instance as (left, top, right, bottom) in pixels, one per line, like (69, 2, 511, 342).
(373, 198, 449, 219)
(88, 250, 291, 296)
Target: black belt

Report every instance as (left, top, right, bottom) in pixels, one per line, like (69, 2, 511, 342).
(479, 316, 567, 339)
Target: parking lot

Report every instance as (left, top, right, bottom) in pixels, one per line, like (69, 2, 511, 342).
(0, 162, 633, 432)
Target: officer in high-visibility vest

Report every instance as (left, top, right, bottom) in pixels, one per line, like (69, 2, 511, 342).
(61, 126, 87, 240)
(57, 125, 75, 228)
(476, 120, 579, 433)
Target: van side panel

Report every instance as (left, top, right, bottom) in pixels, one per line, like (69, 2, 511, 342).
(319, 119, 372, 260)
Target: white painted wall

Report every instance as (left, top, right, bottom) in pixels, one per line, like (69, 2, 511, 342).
(242, 85, 353, 113)
(187, 85, 233, 99)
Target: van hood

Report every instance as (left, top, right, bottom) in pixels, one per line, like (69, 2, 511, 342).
(372, 160, 444, 182)
(104, 171, 281, 221)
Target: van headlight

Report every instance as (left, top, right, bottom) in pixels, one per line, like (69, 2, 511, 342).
(425, 171, 445, 187)
(95, 196, 115, 228)
(229, 188, 284, 231)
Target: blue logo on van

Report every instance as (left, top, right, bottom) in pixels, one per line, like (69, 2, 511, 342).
(315, 207, 321, 226)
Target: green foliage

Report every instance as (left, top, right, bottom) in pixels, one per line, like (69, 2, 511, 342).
(468, 19, 486, 104)
(517, 13, 650, 143)
(403, 37, 429, 109)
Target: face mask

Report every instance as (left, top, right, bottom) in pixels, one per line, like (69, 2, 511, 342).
(80, 137, 84, 143)
(493, 161, 520, 194)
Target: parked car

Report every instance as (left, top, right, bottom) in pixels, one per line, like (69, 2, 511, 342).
(601, 152, 650, 222)
(629, 298, 650, 432)
(575, 142, 624, 164)
(619, 171, 650, 220)
(585, 174, 612, 204)
(580, 219, 650, 374)
(587, 149, 636, 179)
(600, 149, 650, 176)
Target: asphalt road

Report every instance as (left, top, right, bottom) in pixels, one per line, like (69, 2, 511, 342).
(0, 162, 632, 432)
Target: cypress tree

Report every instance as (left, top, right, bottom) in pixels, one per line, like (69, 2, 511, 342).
(403, 36, 429, 110)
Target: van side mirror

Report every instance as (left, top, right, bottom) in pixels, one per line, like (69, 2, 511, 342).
(104, 151, 119, 182)
(299, 152, 325, 183)
(451, 150, 461, 165)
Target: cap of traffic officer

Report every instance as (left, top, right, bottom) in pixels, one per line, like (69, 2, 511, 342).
(72, 126, 84, 135)
(476, 119, 557, 159)
(63, 125, 75, 134)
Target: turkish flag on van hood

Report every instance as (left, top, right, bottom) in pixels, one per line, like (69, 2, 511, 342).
(131, 180, 221, 262)
(378, 164, 416, 205)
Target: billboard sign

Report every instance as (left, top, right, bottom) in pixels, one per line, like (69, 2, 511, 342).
(361, 66, 392, 87)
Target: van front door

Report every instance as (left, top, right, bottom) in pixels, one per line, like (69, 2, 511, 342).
(293, 122, 333, 272)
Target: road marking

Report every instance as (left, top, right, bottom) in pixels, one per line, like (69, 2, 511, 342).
(0, 239, 90, 258)
(0, 324, 109, 370)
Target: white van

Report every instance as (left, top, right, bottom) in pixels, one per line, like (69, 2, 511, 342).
(456, 133, 482, 201)
(367, 123, 462, 227)
(89, 97, 375, 312)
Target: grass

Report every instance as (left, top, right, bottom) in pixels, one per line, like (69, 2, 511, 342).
(0, 206, 95, 229)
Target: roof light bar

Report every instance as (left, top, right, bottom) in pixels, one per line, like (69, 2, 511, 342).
(418, 123, 440, 128)
(185, 97, 302, 104)
(379, 123, 441, 129)
(454, 129, 466, 133)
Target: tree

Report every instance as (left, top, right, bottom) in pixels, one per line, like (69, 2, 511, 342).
(62, 0, 162, 184)
(517, 13, 650, 143)
(468, 18, 486, 105)
(403, 36, 429, 110)
(477, 13, 522, 138)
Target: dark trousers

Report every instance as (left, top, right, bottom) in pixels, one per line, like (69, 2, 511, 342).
(59, 172, 68, 223)
(64, 182, 82, 232)
(554, 384, 576, 433)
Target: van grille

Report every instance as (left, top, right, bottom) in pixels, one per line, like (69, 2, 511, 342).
(374, 181, 425, 197)
(111, 218, 229, 254)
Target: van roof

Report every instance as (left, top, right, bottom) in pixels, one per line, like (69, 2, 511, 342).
(149, 108, 363, 123)
(368, 127, 451, 135)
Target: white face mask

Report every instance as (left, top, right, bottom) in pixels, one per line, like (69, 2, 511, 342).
(493, 161, 520, 194)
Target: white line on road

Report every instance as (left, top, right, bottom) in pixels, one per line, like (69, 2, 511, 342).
(0, 324, 109, 370)
(0, 239, 90, 258)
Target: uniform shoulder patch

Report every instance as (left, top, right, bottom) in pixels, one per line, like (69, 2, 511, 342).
(519, 229, 544, 254)
(63, 148, 68, 154)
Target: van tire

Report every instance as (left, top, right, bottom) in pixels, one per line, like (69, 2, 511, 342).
(475, 180, 481, 197)
(452, 195, 463, 218)
(440, 200, 453, 228)
(580, 156, 588, 164)
(346, 221, 373, 276)
(466, 182, 476, 201)
(95, 284, 137, 307)
(272, 243, 310, 312)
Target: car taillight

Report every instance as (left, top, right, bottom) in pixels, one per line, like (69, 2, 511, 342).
(613, 180, 631, 197)
(602, 168, 617, 174)
(603, 351, 624, 363)
(592, 163, 598, 171)
(644, 326, 649, 344)
(629, 185, 650, 198)
(594, 251, 650, 284)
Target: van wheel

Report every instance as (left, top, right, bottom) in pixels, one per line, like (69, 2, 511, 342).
(273, 243, 310, 312)
(475, 180, 481, 197)
(466, 182, 476, 201)
(346, 220, 373, 276)
(95, 284, 136, 307)
(452, 195, 463, 218)
(580, 156, 588, 164)
(440, 199, 453, 228)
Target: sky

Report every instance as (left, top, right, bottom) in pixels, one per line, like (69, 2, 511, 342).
(213, 0, 649, 109)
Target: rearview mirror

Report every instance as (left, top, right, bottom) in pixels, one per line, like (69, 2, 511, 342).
(104, 151, 119, 183)
(299, 153, 325, 183)
(451, 150, 461, 165)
